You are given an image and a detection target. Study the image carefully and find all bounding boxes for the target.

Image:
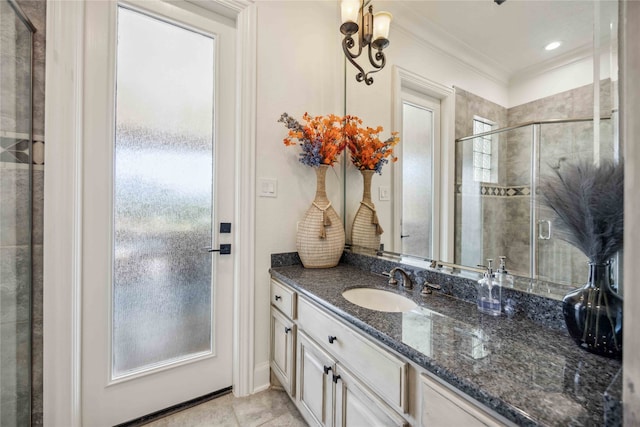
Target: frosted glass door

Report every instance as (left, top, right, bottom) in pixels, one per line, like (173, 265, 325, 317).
(113, 7, 215, 378)
(401, 102, 434, 259)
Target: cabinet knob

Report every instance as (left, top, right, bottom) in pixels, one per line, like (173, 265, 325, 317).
(323, 365, 332, 375)
(274, 295, 282, 301)
(284, 327, 292, 334)
(332, 374, 341, 384)
(328, 335, 337, 344)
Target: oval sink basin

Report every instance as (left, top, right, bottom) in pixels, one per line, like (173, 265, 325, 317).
(342, 288, 417, 313)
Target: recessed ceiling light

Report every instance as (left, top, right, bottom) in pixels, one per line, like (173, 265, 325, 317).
(545, 41, 562, 51)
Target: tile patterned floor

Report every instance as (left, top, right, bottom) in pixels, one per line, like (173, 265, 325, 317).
(144, 388, 308, 427)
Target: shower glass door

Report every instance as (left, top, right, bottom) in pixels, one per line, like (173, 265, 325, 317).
(0, 0, 33, 425)
(535, 118, 617, 291)
(456, 127, 531, 277)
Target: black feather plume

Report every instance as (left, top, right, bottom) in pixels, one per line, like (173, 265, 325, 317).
(539, 160, 624, 264)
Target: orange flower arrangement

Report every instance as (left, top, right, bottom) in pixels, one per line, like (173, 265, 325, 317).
(344, 115, 399, 174)
(278, 112, 346, 167)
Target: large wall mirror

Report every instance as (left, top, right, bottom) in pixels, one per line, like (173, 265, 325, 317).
(344, 0, 620, 300)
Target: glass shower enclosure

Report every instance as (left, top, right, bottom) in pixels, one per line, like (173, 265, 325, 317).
(0, 0, 35, 425)
(455, 117, 618, 298)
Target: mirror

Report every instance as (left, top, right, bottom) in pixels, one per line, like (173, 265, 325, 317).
(344, 0, 619, 300)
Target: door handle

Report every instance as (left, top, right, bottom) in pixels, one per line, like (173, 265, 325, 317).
(400, 234, 410, 238)
(206, 244, 232, 255)
(328, 335, 337, 344)
(284, 327, 291, 334)
(323, 365, 332, 375)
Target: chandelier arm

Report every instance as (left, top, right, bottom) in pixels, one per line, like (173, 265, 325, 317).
(343, 35, 368, 82)
(367, 45, 386, 70)
(361, 49, 386, 85)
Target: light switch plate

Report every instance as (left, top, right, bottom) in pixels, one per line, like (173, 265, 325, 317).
(259, 178, 278, 198)
(379, 186, 390, 201)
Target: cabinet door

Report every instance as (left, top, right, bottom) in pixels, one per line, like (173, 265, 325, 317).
(334, 365, 408, 427)
(297, 331, 335, 427)
(271, 308, 296, 396)
(298, 297, 408, 413)
(420, 373, 509, 426)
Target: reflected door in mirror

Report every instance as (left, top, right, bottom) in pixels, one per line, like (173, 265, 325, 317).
(399, 93, 440, 259)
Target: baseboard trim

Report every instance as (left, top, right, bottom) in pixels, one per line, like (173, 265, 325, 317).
(253, 361, 270, 394)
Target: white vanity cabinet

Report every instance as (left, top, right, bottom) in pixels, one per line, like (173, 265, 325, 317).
(297, 330, 407, 427)
(270, 276, 513, 427)
(270, 279, 298, 396)
(296, 297, 408, 414)
(296, 296, 409, 426)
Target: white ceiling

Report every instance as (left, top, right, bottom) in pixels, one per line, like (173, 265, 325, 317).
(378, 0, 618, 81)
(191, 0, 617, 83)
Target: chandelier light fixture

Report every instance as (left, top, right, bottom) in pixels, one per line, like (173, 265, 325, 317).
(340, 0, 392, 85)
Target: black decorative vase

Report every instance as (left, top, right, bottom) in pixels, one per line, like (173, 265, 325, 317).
(562, 262, 623, 359)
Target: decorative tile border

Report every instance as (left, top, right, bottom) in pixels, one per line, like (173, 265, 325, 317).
(0, 134, 45, 165)
(0, 136, 30, 163)
(456, 183, 530, 197)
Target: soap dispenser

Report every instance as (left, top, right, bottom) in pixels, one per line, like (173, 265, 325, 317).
(477, 259, 501, 316)
(496, 256, 514, 289)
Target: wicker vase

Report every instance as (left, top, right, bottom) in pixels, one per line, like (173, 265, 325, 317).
(350, 169, 383, 251)
(297, 165, 345, 268)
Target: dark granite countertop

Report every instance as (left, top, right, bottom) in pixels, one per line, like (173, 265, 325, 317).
(270, 263, 621, 427)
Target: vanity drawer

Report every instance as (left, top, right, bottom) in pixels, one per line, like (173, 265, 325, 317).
(298, 296, 408, 413)
(271, 279, 297, 319)
(420, 372, 514, 427)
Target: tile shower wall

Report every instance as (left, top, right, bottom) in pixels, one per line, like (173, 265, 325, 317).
(0, 0, 45, 425)
(454, 87, 508, 270)
(1, 1, 31, 424)
(455, 80, 615, 285)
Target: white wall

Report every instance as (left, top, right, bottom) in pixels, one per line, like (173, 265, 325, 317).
(253, 0, 344, 390)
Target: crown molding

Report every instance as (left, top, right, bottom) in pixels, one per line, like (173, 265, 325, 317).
(391, 23, 509, 87)
(389, 3, 510, 85)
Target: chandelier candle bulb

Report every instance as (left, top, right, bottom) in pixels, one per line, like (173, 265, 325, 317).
(372, 11, 392, 42)
(341, 0, 359, 24)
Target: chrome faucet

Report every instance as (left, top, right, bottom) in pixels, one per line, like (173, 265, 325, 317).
(387, 267, 413, 290)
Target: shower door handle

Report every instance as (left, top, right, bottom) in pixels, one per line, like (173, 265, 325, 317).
(537, 220, 552, 240)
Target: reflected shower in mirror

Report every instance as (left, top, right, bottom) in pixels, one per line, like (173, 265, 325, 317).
(344, 0, 619, 300)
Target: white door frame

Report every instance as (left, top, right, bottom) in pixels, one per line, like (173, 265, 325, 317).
(43, 0, 257, 425)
